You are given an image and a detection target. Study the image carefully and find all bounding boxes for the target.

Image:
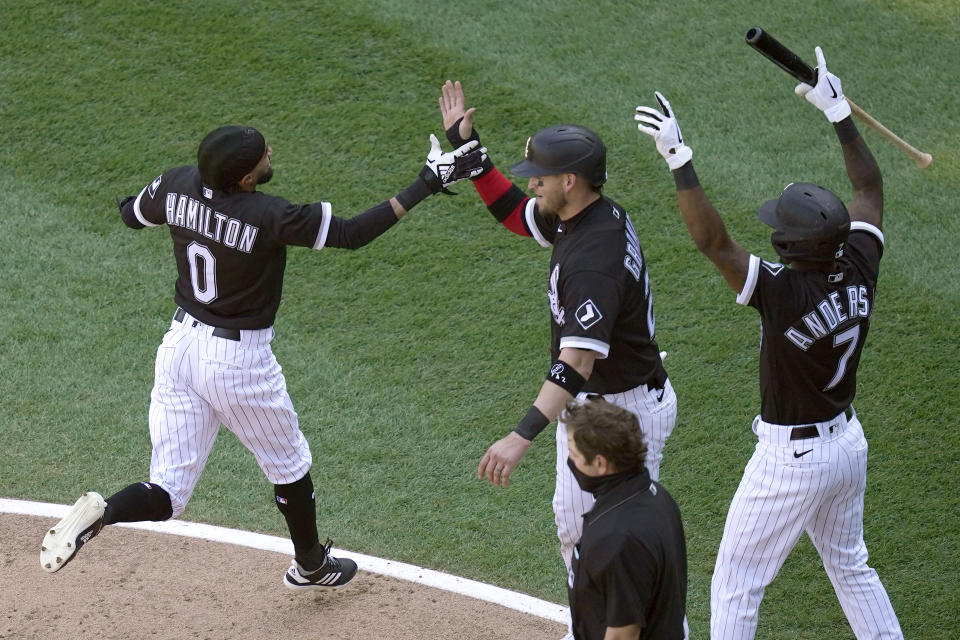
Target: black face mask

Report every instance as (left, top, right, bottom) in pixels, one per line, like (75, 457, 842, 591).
(566, 457, 608, 493)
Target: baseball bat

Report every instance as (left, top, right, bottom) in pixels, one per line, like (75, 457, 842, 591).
(745, 27, 933, 169)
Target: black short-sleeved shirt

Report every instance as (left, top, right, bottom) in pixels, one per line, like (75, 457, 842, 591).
(737, 223, 884, 423)
(525, 196, 664, 394)
(569, 469, 687, 640)
(128, 165, 332, 329)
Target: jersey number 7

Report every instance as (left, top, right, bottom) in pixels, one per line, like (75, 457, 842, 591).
(823, 324, 860, 391)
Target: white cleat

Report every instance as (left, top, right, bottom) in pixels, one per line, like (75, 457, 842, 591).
(40, 491, 106, 573)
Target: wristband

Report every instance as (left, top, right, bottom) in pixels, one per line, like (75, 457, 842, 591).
(672, 162, 700, 191)
(445, 117, 481, 148)
(513, 405, 550, 441)
(445, 120, 493, 178)
(546, 359, 587, 396)
(395, 168, 437, 211)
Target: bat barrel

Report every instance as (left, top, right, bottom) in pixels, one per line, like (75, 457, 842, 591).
(745, 27, 816, 85)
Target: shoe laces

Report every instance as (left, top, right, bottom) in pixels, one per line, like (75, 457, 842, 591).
(321, 538, 342, 570)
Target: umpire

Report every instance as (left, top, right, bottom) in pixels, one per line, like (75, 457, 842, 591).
(564, 397, 687, 640)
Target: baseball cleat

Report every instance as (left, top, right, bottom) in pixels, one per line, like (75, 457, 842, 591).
(40, 491, 106, 573)
(283, 539, 357, 590)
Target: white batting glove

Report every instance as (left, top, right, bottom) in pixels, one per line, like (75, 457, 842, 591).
(422, 134, 487, 193)
(634, 92, 693, 170)
(794, 46, 851, 123)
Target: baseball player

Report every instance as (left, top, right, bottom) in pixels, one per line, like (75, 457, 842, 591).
(437, 81, 678, 608)
(40, 124, 486, 590)
(635, 47, 903, 638)
(565, 397, 687, 640)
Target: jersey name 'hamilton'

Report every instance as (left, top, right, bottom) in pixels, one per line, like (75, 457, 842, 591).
(162, 190, 260, 252)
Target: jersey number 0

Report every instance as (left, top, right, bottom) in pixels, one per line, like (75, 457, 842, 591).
(186, 242, 218, 303)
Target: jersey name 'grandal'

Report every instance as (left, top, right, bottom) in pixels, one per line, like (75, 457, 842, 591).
(785, 284, 870, 351)
(165, 192, 259, 253)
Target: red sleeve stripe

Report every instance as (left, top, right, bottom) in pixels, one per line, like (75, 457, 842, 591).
(474, 168, 531, 237)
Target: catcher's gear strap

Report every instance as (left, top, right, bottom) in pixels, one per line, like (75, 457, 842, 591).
(474, 168, 531, 236)
(546, 359, 587, 396)
(514, 405, 550, 441)
(275, 472, 321, 562)
(834, 117, 860, 144)
(673, 162, 700, 191)
(325, 200, 398, 250)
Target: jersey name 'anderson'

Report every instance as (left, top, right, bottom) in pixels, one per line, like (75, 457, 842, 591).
(163, 191, 259, 253)
(785, 284, 869, 350)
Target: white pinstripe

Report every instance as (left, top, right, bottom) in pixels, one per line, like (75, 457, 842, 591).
(148, 310, 311, 517)
(710, 411, 903, 639)
(553, 378, 678, 584)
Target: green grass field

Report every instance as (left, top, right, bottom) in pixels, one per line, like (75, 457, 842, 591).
(2, 1, 957, 637)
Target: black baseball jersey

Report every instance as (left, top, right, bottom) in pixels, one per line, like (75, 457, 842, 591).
(472, 169, 665, 395)
(738, 222, 884, 424)
(569, 469, 687, 640)
(537, 197, 662, 393)
(121, 165, 397, 329)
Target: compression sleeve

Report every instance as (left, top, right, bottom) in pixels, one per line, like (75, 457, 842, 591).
(473, 168, 531, 237)
(323, 200, 399, 249)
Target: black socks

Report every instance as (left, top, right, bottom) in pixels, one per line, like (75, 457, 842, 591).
(103, 482, 173, 525)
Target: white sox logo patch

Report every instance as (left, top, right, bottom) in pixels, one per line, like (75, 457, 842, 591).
(148, 175, 163, 199)
(575, 300, 602, 330)
(548, 264, 565, 326)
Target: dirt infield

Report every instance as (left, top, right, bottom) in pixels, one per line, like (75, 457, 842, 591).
(2, 513, 565, 640)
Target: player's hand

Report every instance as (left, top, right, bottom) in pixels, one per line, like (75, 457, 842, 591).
(439, 80, 477, 147)
(420, 133, 488, 194)
(794, 46, 851, 123)
(634, 92, 693, 170)
(115, 195, 135, 211)
(478, 432, 531, 487)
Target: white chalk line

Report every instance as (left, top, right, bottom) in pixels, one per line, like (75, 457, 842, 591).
(1, 498, 568, 624)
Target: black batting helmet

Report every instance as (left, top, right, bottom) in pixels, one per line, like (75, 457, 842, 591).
(509, 124, 607, 186)
(758, 182, 850, 263)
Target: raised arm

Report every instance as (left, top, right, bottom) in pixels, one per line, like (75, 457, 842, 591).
(794, 46, 883, 229)
(635, 92, 750, 293)
(438, 80, 551, 240)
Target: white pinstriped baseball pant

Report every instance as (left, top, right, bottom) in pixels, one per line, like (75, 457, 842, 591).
(710, 410, 903, 639)
(554, 377, 678, 584)
(148, 310, 312, 517)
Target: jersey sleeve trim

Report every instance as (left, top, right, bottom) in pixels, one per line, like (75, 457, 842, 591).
(559, 336, 610, 359)
(736, 254, 761, 306)
(312, 202, 333, 250)
(525, 199, 552, 248)
(850, 221, 884, 247)
(133, 185, 161, 227)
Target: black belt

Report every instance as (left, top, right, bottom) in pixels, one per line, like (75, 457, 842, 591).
(789, 406, 854, 440)
(173, 308, 241, 341)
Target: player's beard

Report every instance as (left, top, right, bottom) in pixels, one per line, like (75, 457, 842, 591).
(537, 189, 566, 217)
(258, 167, 274, 185)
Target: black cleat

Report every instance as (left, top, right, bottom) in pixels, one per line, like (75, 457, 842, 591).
(283, 538, 358, 590)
